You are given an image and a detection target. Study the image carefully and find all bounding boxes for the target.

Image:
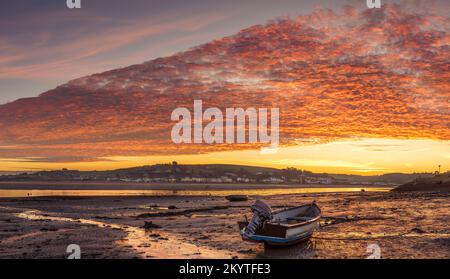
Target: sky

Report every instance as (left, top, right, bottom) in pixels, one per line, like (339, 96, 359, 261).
(0, 0, 348, 104)
(0, 0, 449, 174)
(2, 138, 448, 174)
(2, 0, 449, 104)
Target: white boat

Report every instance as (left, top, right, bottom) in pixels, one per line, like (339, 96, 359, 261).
(238, 202, 321, 246)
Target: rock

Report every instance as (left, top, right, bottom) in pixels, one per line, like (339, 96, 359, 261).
(411, 228, 426, 234)
(168, 205, 178, 210)
(40, 228, 58, 232)
(225, 195, 248, 202)
(238, 249, 255, 254)
(142, 221, 161, 230)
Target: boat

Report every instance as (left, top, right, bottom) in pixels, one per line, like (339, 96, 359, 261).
(238, 201, 321, 246)
(225, 195, 249, 202)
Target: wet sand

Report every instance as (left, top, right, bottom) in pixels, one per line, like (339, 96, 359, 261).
(0, 191, 448, 259)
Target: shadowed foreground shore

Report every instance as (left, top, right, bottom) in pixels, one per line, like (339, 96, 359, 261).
(0, 191, 448, 259)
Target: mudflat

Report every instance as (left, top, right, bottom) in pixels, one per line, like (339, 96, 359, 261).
(0, 191, 448, 259)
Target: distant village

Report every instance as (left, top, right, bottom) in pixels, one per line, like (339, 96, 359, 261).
(0, 162, 436, 186)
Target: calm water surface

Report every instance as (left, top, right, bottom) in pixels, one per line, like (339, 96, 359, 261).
(0, 187, 391, 198)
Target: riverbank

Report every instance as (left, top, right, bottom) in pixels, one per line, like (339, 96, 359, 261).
(0, 181, 393, 190)
(393, 174, 450, 192)
(0, 191, 448, 259)
(0, 181, 391, 198)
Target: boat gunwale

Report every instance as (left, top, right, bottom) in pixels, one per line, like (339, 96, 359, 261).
(246, 231, 314, 245)
(268, 203, 321, 229)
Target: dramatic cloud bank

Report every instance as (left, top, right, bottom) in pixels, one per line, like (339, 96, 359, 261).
(0, 4, 449, 163)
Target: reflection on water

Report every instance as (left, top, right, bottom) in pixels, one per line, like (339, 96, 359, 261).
(0, 187, 390, 198)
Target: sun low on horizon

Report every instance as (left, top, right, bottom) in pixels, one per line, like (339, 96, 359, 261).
(0, 1, 449, 175)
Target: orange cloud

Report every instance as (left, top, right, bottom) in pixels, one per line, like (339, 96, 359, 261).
(0, 4, 449, 164)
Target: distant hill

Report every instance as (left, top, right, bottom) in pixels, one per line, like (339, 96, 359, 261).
(393, 174, 450, 192)
(0, 163, 434, 186)
(114, 164, 281, 175)
(0, 171, 31, 176)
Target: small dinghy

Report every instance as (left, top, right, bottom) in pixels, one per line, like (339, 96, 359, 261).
(238, 200, 321, 246)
